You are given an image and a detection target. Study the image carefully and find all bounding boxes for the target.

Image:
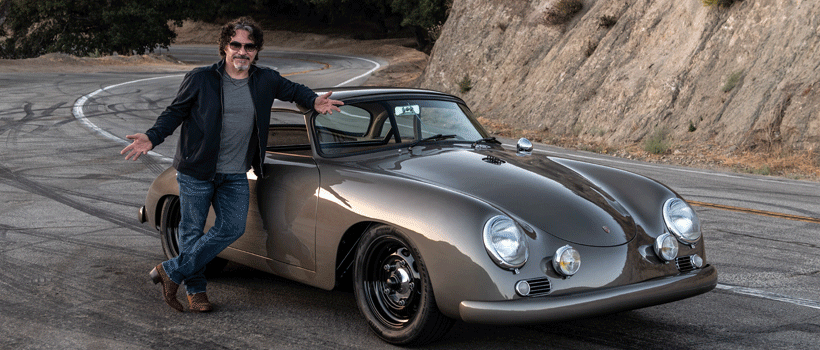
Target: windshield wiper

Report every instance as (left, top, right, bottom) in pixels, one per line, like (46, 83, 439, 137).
(408, 134, 457, 148)
(471, 137, 501, 148)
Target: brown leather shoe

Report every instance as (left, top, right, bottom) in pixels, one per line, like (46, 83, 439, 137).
(149, 264, 184, 312)
(187, 292, 213, 313)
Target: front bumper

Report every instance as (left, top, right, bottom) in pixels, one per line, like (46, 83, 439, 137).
(458, 265, 717, 324)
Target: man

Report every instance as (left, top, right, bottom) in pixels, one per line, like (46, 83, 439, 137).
(121, 17, 343, 312)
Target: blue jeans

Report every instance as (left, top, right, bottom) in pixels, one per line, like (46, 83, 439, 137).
(162, 172, 249, 295)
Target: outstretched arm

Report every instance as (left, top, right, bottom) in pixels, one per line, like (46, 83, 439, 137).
(120, 133, 153, 161)
(314, 91, 344, 114)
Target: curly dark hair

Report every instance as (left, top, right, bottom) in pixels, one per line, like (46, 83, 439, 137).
(218, 16, 264, 64)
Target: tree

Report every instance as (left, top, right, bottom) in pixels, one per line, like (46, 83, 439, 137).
(300, 0, 451, 49)
(1, 0, 203, 59)
(389, 0, 451, 50)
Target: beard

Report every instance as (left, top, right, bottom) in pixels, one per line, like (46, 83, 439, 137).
(232, 55, 251, 71)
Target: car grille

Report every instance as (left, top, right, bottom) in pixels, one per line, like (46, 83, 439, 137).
(524, 277, 552, 297)
(676, 256, 697, 273)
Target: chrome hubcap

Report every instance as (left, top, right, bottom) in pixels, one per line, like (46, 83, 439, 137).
(382, 250, 416, 307)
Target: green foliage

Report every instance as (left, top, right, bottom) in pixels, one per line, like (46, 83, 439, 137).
(722, 70, 743, 93)
(643, 127, 672, 154)
(390, 0, 452, 50)
(458, 74, 473, 93)
(545, 0, 583, 25)
(1, 0, 201, 58)
(755, 165, 771, 176)
(1, 0, 454, 58)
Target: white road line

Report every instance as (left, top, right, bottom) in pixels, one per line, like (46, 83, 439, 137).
(72, 52, 381, 160)
(716, 283, 820, 310)
(302, 52, 381, 87)
(73, 75, 183, 162)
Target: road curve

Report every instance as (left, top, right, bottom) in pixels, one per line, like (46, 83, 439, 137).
(0, 45, 817, 349)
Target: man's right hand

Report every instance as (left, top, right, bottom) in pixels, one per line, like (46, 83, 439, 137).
(121, 133, 153, 161)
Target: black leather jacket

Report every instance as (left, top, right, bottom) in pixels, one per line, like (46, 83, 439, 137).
(145, 60, 317, 180)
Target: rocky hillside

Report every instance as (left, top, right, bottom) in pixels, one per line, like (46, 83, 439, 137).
(418, 0, 820, 163)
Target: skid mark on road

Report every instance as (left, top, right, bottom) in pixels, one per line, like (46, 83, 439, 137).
(72, 52, 381, 162)
(689, 201, 820, 224)
(716, 284, 820, 310)
(72, 75, 182, 163)
(0, 164, 148, 235)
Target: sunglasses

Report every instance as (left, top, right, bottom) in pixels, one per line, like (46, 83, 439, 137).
(228, 41, 258, 52)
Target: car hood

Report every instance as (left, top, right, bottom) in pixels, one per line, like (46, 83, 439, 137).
(368, 146, 637, 247)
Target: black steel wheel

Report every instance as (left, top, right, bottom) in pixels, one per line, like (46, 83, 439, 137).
(353, 225, 454, 345)
(158, 196, 226, 275)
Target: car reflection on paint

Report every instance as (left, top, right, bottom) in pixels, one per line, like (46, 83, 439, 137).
(138, 87, 717, 345)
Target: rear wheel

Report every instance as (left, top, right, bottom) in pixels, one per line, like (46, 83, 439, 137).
(158, 196, 227, 276)
(353, 225, 454, 345)
(159, 197, 180, 259)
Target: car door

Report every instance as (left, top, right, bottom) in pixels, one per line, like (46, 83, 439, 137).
(235, 118, 320, 271)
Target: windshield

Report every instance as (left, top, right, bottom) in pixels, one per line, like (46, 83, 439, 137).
(313, 99, 489, 157)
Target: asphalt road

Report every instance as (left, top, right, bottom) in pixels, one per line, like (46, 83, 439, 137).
(1, 45, 818, 349)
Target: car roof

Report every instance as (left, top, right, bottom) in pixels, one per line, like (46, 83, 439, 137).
(271, 87, 465, 113)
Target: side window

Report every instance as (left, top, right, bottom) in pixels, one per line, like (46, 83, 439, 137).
(267, 110, 310, 150)
(315, 105, 371, 143)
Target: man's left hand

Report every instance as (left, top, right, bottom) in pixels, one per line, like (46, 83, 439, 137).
(314, 91, 344, 114)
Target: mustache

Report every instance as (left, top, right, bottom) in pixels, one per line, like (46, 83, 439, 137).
(233, 54, 251, 60)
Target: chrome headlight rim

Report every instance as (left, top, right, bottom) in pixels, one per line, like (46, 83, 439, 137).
(483, 215, 529, 270)
(662, 198, 702, 244)
(653, 233, 679, 262)
(552, 245, 581, 277)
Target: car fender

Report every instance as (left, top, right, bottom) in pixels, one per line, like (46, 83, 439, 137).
(314, 166, 523, 319)
(549, 157, 680, 239)
(144, 167, 179, 230)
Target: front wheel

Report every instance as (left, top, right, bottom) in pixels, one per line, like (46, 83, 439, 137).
(353, 225, 454, 345)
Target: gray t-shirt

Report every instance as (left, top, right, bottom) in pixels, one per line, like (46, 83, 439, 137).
(216, 72, 256, 174)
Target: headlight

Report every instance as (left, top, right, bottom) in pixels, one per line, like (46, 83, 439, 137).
(552, 245, 581, 276)
(653, 233, 679, 261)
(663, 198, 701, 243)
(483, 215, 528, 270)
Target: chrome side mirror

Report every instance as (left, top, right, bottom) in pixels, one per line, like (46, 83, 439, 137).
(517, 138, 533, 155)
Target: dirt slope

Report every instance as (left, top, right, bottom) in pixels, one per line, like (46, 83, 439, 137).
(418, 0, 820, 179)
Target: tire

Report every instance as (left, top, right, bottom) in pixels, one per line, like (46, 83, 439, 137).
(353, 225, 454, 345)
(158, 196, 227, 276)
(159, 196, 181, 260)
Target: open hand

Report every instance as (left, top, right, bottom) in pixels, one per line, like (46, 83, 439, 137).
(314, 91, 344, 114)
(121, 133, 153, 161)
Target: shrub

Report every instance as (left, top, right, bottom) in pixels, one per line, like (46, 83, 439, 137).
(643, 127, 672, 154)
(584, 40, 598, 57)
(545, 0, 583, 25)
(458, 74, 473, 93)
(599, 15, 617, 28)
(688, 121, 697, 132)
(722, 70, 743, 93)
(702, 0, 739, 7)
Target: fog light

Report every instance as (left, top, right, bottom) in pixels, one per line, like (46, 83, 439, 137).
(515, 280, 531, 296)
(690, 254, 704, 268)
(552, 245, 581, 276)
(654, 233, 679, 262)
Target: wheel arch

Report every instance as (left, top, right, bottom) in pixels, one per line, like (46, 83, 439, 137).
(152, 194, 178, 231)
(334, 221, 380, 291)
